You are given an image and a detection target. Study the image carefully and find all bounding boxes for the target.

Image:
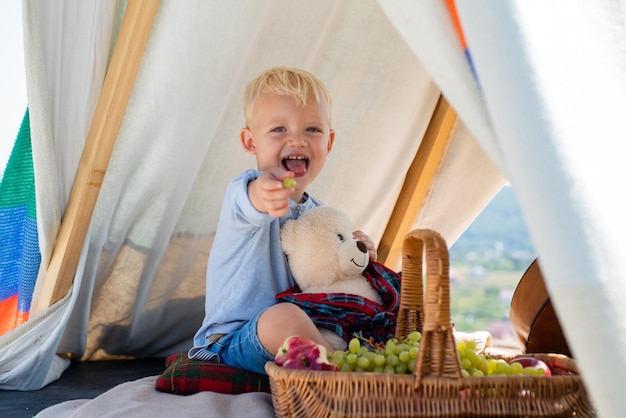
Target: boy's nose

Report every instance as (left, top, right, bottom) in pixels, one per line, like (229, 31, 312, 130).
(288, 134, 307, 147)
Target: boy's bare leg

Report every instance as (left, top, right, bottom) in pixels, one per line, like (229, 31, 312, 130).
(257, 302, 333, 356)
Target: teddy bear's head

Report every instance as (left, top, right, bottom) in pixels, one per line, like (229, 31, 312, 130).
(281, 206, 369, 291)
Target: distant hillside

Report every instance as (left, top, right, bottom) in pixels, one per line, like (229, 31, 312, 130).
(447, 185, 534, 339)
(449, 185, 536, 269)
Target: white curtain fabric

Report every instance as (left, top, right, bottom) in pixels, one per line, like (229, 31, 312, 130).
(2, 0, 503, 391)
(375, 0, 506, 268)
(26, 0, 118, 273)
(382, 1, 626, 416)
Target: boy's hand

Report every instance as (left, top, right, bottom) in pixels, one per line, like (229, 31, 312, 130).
(248, 168, 296, 218)
(353, 230, 377, 263)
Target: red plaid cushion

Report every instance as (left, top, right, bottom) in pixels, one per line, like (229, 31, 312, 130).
(154, 353, 271, 395)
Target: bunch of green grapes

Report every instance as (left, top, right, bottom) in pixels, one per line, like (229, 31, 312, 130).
(457, 340, 549, 377)
(328, 331, 422, 374)
(329, 333, 549, 377)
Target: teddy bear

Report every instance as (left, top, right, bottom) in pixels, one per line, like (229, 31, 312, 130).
(280, 205, 383, 351)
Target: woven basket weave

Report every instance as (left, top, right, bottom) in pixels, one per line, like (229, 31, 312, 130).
(265, 229, 595, 417)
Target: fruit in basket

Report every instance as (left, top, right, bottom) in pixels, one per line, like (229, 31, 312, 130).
(328, 333, 422, 374)
(457, 340, 553, 376)
(509, 356, 552, 376)
(326, 333, 553, 377)
(275, 335, 339, 371)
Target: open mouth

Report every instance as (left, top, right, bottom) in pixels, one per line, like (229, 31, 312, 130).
(282, 155, 308, 176)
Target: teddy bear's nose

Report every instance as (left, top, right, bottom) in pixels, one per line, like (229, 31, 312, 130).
(356, 240, 367, 253)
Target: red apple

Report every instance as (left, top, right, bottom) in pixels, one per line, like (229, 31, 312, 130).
(275, 335, 339, 371)
(509, 356, 552, 376)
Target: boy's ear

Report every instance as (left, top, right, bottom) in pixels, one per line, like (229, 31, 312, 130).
(326, 129, 335, 153)
(240, 128, 256, 154)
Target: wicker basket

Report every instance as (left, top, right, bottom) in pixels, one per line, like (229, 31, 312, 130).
(265, 229, 595, 417)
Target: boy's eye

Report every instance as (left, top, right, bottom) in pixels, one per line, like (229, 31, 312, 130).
(337, 234, 344, 242)
(306, 127, 322, 133)
(272, 127, 286, 133)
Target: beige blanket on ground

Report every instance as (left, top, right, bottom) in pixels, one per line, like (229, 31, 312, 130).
(36, 376, 275, 418)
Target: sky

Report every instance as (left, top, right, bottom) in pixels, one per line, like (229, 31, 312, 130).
(0, 2, 27, 176)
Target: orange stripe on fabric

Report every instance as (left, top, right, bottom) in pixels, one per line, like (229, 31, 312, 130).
(445, 0, 468, 49)
(0, 297, 28, 336)
(0, 295, 19, 336)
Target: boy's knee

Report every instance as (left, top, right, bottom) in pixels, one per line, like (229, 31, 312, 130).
(261, 302, 307, 324)
(257, 303, 315, 356)
(258, 303, 317, 339)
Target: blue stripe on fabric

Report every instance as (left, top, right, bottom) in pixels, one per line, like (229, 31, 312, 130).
(0, 205, 40, 311)
(17, 215, 40, 313)
(0, 205, 27, 300)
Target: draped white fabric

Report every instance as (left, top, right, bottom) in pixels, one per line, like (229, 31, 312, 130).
(3, 0, 502, 394)
(383, 1, 626, 416)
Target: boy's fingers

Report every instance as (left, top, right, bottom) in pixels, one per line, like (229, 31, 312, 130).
(353, 230, 377, 262)
(368, 249, 377, 263)
(260, 170, 295, 191)
(266, 200, 290, 217)
(263, 189, 294, 217)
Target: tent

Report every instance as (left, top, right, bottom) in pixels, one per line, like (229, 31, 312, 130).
(1, 0, 625, 416)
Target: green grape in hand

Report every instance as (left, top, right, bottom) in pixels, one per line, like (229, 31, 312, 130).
(283, 177, 297, 189)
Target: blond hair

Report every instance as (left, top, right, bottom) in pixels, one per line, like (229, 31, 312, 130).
(243, 66, 333, 126)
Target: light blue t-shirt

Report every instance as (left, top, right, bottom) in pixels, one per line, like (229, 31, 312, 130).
(189, 169, 323, 356)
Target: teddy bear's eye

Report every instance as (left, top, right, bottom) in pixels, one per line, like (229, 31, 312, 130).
(337, 234, 345, 242)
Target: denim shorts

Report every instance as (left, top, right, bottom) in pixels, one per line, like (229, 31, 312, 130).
(208, 308, 274, 375)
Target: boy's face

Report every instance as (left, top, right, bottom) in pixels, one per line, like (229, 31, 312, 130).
(240, 92, 335, 195)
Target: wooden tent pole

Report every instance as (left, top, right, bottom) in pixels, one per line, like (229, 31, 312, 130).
(33, 0, 160, 315)
(377, 95, 457, 268)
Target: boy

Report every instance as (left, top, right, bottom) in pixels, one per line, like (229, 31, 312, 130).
(189, 67, 376, 374)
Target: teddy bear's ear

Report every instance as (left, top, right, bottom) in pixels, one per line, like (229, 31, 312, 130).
(280, 219, 296, 255)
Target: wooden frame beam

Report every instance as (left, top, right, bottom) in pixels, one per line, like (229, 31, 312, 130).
(33, 0, 160, 314)
(377, 95, 457, 268)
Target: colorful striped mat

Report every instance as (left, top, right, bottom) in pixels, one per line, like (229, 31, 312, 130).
(0, 108, 41, 336)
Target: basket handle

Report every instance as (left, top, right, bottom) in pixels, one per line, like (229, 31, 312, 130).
(394, 231, 425, 341)
(401, 229, 462, 381)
